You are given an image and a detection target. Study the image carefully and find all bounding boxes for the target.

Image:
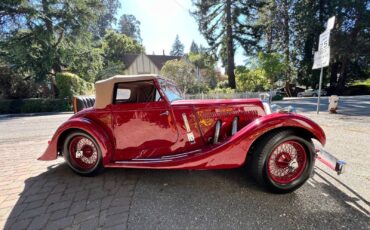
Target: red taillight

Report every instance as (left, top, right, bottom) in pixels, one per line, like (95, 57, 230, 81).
(48, 140, 51, 145)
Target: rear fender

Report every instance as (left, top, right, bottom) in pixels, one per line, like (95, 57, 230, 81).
(38, 118, 114, 165)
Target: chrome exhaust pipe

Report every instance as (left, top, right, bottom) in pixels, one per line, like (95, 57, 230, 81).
(231, 117, 238, 136)
(213, 120, 221, 144)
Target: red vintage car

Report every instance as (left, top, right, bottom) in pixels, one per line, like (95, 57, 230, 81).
(39, 74, 345, 193)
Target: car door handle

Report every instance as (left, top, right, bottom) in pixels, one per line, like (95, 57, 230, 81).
(160, 111, 169, 116)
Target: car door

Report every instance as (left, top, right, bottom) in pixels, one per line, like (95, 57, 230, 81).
(111, 80, 179, 161)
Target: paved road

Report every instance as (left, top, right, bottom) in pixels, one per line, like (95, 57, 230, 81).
(0, 96, 369, 229)
(275, 95, 370, 116)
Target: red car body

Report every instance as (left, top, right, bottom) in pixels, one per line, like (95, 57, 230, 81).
(39, 74, 345, 192)
(39, 75, 326, 169)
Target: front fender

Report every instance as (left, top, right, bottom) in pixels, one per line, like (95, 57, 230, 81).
(239, 112, 326, 146)
(196, 112, 326, 168)
(38, 117, 114, 165)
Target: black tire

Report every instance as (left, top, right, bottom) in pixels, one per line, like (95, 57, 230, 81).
(251, 130, 315, 193)
(312, 93, 318, 97)
(63, 131, 103, 176)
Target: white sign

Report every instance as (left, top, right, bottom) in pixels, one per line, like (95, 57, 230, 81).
(326, 16, 335, 31)
(318, 30, 330, 51)
(313, 46, 330, 69)
(313, 16, 335, 69)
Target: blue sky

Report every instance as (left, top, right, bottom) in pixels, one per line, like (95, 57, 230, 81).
(117, 0, 245, 66)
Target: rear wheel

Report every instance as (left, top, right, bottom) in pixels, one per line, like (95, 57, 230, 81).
(63, 131, 102, 176)
(251, 130, 314, 193)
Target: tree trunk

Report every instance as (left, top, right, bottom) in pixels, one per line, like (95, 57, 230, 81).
(329, 61, 339, 94)
(225, 0, 236, 89)
(336, 59, 348, 95)
(282, 0, 290, 82)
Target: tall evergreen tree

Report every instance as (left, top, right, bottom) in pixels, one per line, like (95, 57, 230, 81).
(192, 0, 263, 89)
(170, 35, 184, 56)
(94, 0, 121, 39)
(118, 14, 142, 43)
(190, 41, 199, 54)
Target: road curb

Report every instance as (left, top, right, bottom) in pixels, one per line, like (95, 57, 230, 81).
(0, 111, 73, 118)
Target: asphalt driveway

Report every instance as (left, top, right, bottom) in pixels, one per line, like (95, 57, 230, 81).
(0, 96, 369, 229)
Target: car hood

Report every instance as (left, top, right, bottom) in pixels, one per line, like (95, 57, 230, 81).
(171, 98, 264, 107)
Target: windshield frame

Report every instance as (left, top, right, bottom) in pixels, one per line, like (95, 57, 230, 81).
(158, 79, 184, 103)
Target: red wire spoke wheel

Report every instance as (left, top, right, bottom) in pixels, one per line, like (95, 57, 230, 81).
(69, 136, 98, 170)
(267, 141, 307, 184)
(251, 130, 314, 193)
(64, 131, 102, 175)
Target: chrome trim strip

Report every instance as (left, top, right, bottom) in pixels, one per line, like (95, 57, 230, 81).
(213, 120, 221, 144)
(182, 113, 191, 133)
(231, 117, 238, 136)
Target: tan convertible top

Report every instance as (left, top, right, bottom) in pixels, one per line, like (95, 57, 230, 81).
(94, 74, 161, 109)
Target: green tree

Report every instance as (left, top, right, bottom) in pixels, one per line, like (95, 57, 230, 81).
(97, 30, 143, 80)
(256, 52, 287, 87)
(292, 0, 370, 94)
(188, 51, 217, 88)
(235, 66, 269, 92)
(170, 35, 184, 56)
(118, 14, 142, 43)
(160, 59, 197, 93)
(327, 0, 370, 94)
(190, 41, 199, 54)
(0, 0, 107, 87)
(94, 0, 121, 39)
(102, 30, 143, 62)
(292, 0, 327, 89)
(191, 0, 264, 89)
(96, 30, 144, 80)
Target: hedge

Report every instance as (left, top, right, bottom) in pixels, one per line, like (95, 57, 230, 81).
(0, 98, 71, 114)
(55, 72, 94, 99)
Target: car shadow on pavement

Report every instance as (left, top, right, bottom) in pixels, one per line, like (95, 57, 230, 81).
(126, 167, 370, 229)
(312, 167, 370, 216)
(4, 162, 141, 229)
(4, 164, 370, 229)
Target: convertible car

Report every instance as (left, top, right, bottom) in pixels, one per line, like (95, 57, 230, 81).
(39, 74, 345, 193)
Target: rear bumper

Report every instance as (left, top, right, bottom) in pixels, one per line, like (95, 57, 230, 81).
(316, 148, 346, 175)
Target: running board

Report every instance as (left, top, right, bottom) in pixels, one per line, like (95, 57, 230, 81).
(112, 149, 202, 165)
(316, 148, 346, 175)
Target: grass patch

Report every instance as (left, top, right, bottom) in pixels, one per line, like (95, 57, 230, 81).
(351, 78, 370, 86)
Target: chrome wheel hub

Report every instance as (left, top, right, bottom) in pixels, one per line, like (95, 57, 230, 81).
(288, 159, 299, 172)
(74, 138, 98, 165)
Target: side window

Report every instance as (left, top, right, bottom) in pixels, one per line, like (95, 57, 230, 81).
(114, 80, 162, 104)
(116, 88, 131, 100)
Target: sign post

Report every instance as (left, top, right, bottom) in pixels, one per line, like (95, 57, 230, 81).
(313, 16, 335, 114)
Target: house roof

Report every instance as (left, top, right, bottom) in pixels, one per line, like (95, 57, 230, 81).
(147, 55, 182, 69)
(122, 54, 182, 70)
(122, 54, 140, 69)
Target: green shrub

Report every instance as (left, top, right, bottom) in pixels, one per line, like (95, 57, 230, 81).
(55, 72, 94, 99)
(208, 87, 235, 94)
(0, 98, 71, 114)
(351, 78, 370, 86)
(0, 66, 38, 99)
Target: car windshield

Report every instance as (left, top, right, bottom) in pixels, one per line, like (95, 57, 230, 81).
(159, 79, 183, 102)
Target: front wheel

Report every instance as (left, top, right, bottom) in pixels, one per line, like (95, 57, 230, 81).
(251, 130, 315, 193)
(63, 131, 103, 176)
